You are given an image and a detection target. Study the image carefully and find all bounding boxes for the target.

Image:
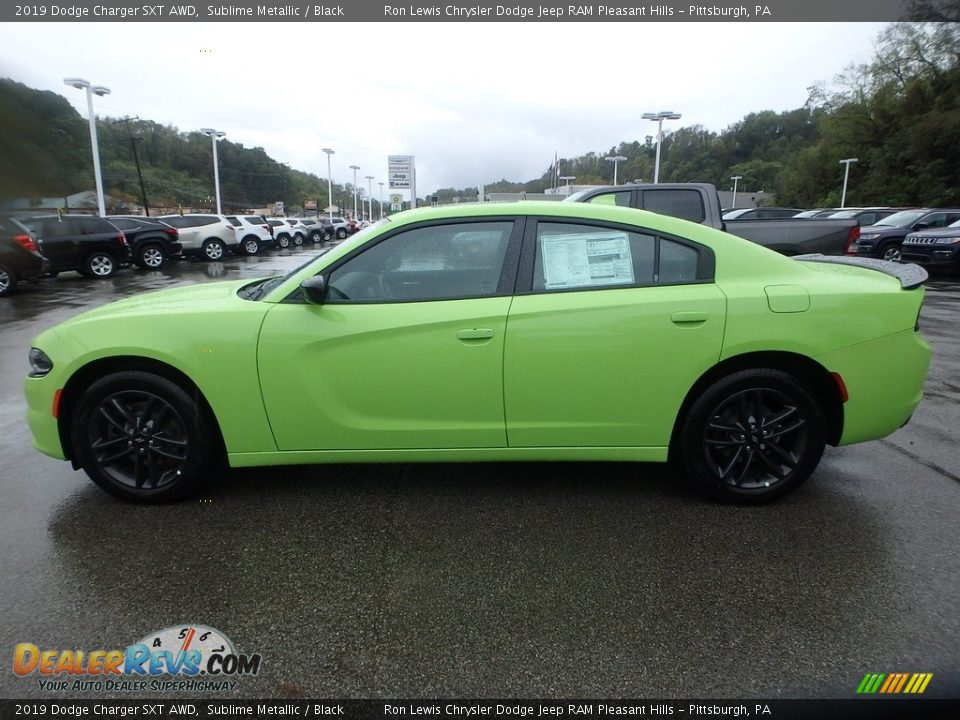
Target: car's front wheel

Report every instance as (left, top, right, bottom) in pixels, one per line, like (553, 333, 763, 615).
(70, 371, 217, 502)
(202, 238, 226, 261)
(293, 233, 304, 246)
(0, 263, 17, 296)
(336, 228, 347, 239)
(276, 234, 291, 249)
(310, 230, 323, 243)
(678, 369, 825, 503)
(880, 241, 902, 262)
(84, 252, 117, 278)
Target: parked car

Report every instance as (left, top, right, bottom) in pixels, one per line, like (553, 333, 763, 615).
(900, 218, 960, 273)
(722, 207, 804, 220)
(23, 215, 130, 278)
(0, 215, 47, 296)
(853, 209, 960, 261)
(792, 209, 840, 218)
(25, 201, 930, 505)
(568, 184, 861, 256)
(326, 217, 351, 239)
(298, 219, 325, 243)
(821, 208, 898, 227)
(226, 215, 274, 255)
(107, 216, 182, 269)
(155, 214, 239, 261)
(266, 219, 295, 248)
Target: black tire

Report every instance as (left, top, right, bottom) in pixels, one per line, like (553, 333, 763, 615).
(324, 230, 333, 242)
(336, 228, 347, 239)
(84, 252, 117, 278)
(678, 369, 825, 504)
(70, 371, 217, 502)
(276, 234, 291, 249)
(241, 236, 261, 255)
(879, 241, 902, 262)
(0, 263, 16, 296)
(136, 243, 166, 270)
(310, 230, 323, 244)
(293, 233, 304, 246)
(201, 238, 226, 261)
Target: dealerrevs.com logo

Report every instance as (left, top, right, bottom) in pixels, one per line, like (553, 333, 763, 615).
(13, 625, 262, 692)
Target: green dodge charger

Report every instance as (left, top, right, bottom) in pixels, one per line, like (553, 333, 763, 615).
(24, 202, 931, 503)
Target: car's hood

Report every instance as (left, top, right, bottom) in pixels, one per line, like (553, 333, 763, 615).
(906, 226, 960, 239)
(65, 279, 255, 322)
(861, 225, 909, 235)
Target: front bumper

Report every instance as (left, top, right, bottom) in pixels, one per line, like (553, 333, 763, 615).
(901, 244, 960, 268)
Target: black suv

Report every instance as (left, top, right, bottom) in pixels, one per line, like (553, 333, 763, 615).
(24, 215, 131, 278)
(855, 208, 960, 261)
(108, 216, 183, 269)
(0, 215, 47, 296)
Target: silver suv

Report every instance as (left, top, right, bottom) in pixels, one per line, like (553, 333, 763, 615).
(156, 214, 239, 261)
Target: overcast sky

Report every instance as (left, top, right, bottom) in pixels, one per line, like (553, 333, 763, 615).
(0, 22, 888, 196)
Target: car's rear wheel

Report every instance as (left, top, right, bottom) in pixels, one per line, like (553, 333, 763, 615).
(336, 228, 347, 239)
(880, 242, 902, 262)
(0, 263, 17, 296)
(84, 252, 117, 278)
(277, 235, 291, 249)
(241, 236, 261, 255)
(293, 233, 304, 246)
(202, 238, 225, 261)
(324, 230, 333, 241)
(136, 243, 166, 270)
(678, 369, 825, 503)
(71, 371, 216, 502)
(310, 230, 323, 243)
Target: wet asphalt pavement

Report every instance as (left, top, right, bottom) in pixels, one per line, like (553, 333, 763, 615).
(0, 249, 958, 700)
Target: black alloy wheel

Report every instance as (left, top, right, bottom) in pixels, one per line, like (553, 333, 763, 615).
(71, 371, 216, 502)
(679, 369, 825, 503)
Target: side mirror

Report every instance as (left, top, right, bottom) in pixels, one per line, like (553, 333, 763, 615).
(301, 275, 328, 304)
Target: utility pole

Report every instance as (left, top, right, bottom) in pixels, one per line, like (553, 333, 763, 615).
(116, 117, 150, 215)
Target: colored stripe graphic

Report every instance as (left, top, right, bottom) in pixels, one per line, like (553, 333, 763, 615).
(857, 672, 932, 694)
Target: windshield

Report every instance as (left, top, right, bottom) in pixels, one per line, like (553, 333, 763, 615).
(875, 210, 925, 227)
(828, 210, 859, 219)
(948, 219, 960, 229)
(563, 189, 592, 202)
(722, 208, 753, 219)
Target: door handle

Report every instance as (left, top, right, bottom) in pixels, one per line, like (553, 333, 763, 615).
(671, 311, 708, 324)
(457, 328, 495, 340)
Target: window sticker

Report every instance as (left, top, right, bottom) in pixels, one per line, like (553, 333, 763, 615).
(540, 231, 635, 289)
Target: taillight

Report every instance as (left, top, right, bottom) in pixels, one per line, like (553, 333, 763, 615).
(117, 232, 128, 247)
(13, 233, 38, 253)
(844, 226, 860, 255)
(164, 227, 178, 238)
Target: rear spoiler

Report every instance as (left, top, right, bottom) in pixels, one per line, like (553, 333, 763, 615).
(793, 254, 928, 290)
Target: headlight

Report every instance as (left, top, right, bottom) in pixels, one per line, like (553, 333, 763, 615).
(935, 237, 960, 245)
(28, 347, 53, 378)
(859, 233, 881, 241)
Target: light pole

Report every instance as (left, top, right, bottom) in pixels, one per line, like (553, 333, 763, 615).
(642, 111, 682, 184)
(200, 128, 226, 214)
(64, 78, 111, 216)
(349, 165, 360, 219)
(839, 158, 858, 208)
(322, 148, 335, 221)
(558, 175, 576, 193)
(730, 175, 743, 209)
(378, 182, 384, 220)
(365, 175, 374, 221)
(605, 156, 627, 185)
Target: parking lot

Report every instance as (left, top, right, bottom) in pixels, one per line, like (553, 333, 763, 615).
(0, 250, 958, 699)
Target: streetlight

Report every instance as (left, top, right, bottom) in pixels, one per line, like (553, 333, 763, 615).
(642, 111, 682, 184)
(558, 175, 576, 193)
(730, 175, 743, 209)
(365, 175, 374, 221)
(605, 156, 627, 185)
(839, 158, 858, 208)
(322, 148, 335, 221)
(200, 128, 226, 214)
(349, 165, 360, 219)
(378, 182, 384, 220)
(64, 78, 111, 216)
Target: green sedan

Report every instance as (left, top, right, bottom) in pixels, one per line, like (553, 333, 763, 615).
(24, 202, 931, 503)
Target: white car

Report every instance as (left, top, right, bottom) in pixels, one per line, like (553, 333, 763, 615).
(156, 214, 239, 261)
(226, 215, 273, 255)
(267, 218, 309, 248)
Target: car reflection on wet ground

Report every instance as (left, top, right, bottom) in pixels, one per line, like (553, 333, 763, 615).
(1, 249, 958, 699)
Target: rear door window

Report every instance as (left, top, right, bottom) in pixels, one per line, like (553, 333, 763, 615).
(640, 189, 706, 223)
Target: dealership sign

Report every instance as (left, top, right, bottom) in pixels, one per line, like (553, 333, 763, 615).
(388, 155, 414, 189)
